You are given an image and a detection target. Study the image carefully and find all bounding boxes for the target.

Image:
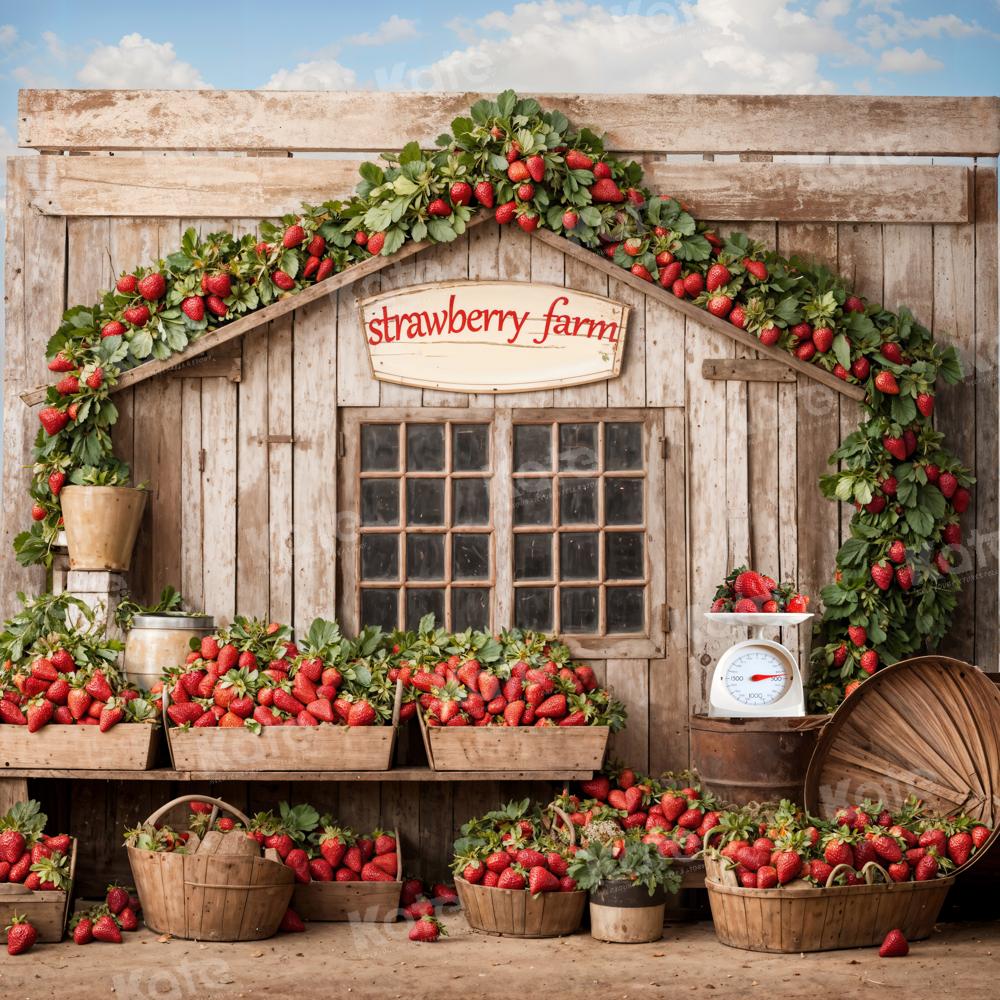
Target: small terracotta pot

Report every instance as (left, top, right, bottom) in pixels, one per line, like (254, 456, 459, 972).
(60, 485, 146, 571)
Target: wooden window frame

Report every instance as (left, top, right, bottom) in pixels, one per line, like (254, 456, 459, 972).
(340, 407, 667, 658)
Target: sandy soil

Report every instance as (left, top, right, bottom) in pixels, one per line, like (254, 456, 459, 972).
(1, 915, 997, 1000)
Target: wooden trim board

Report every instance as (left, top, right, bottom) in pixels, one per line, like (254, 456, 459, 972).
(16, 156, 973, 224)
(0, 767, 595, 781)
(702, 359, 798, 384)
(19, 91, 1000, 156)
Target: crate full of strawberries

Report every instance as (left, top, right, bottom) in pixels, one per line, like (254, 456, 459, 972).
(397, 620, 625, 772)
(0, 593, 160, 769)
(0, 800, 77, 942)
(157, 617, 402, 771)
(451, 798, 586, 938)
(702, 797, 993, 952)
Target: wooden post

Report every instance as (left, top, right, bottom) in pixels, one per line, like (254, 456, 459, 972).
(0, 778, 29, 816)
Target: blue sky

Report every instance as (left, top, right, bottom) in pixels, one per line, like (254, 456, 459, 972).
(0, 0, 996, 159)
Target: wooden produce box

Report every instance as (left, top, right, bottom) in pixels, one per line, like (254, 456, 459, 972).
(418, 712, 608, 772)
(0, 725, 158, 770)
(292, 828, 402, 922)
(164, 682, 402, 772)
(456, 876, 586, 938)
(0, 839, 77, 942)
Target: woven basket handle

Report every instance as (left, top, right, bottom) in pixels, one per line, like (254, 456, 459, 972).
(543, 803, 578, 848)
(145, 795, 253, 829)
(824, 862, 859, 888)
(701, 824, 724, 857)
(861, 860, 892, 884)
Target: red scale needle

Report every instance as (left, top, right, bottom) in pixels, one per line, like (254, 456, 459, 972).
(750, 673, 786, 681)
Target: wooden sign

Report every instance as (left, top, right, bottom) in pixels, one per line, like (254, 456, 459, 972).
(359, 280, 629, 393)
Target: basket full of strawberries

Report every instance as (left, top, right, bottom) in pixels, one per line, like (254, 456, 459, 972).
(0, 593, 159, 769)
(156, 617, 402, 771)
(397, 621, 625, 772)
(707, 566, 810, 617)
(0, 799, 76, 942)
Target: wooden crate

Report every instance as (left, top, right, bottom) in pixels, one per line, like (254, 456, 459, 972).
(0, 725, 157, 770)
(456, 876, 586, 938)
(418, 712, 608, 772)
(0, 839, 77, 942)
(706, 875, 953, 953)
(164, 681, 401, 772)
(292, 827, 402, 922)
(127, 795, 294, 941)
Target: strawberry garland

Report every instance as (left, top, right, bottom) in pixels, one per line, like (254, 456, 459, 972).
(16, 90, 971, 712)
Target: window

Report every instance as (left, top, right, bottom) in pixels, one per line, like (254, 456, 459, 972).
(512, 419, 648, 636)
(350, 418, 493, 632)
(340, 409, 665, 656)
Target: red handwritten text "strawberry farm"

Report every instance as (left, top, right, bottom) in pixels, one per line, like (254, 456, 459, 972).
(366, 294, 621, 347)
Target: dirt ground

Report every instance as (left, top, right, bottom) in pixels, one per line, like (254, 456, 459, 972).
(0, 914, 997, 1000)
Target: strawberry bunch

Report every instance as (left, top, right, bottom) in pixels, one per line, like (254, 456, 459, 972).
(18, 93, 972, 712)
(0, 800, 74, 893)
(0, 605, 154, 732)
(708, 797, 992, 889)
(71, 884, 142, 944)
(709, 567, 809, 614)
(400, 876, 459, 920)
(392, 620, 625, 730)
(155, 617, 396, 731)
(245, 804, 401, 886)
(452, 799, 579, 895)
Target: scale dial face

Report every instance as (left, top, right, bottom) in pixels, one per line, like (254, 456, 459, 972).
(722, 647, 792, 706)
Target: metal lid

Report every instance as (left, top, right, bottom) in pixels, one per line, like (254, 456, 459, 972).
(804, 654, 1000, 871)
(131, 613, 215, 630)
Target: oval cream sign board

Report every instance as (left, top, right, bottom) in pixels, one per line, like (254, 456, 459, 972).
(359, 280, 629, 394)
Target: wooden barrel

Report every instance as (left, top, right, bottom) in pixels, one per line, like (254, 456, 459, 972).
(690, 714, 827, 805)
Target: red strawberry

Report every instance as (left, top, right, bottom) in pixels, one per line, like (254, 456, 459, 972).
(123, 304, 150, 326)
(91, 914, 122, 943)
(883, 435, 907, 460)
(795, 341, 816, 361)
(757, 325, 779, 346)
(843, 294, 864, 313)
(756, 865, 778, 889)
(528, 866, 559, 894)
(894, 565, 913, 591)
(870, 562, 893, 590)
(427, 197, 451, 217)
(367, 232, 386, 256)
(279, 908, 305, 933)
(562, 210, 578, 230)
(812, 327, 834, 353)
(99, 704, 124, 731)
(525, 155, 545, 182)
(683, 273, 704, 297)
(851, 357, 871, 380)
(206, 295, 228, 317)
(272, 270, 295, 291)
(85, 367, 104, 390)
(516, 213, 538, 233)
(590, 178, 624, 203)
(948, 832, 973, 867)
(116, 274, 137, 294)
(706, 263, 730, 291)
(879, 928, 908, 957)
(283, 224, 306, 248)
(743, 259, 768, 281)
(138, 273, 166, 300)
(409, 916, 444, 942)
(72, 916, 93, 945)
(117, 907, 138, 931)
(474, 181, 494, 207)
(874, 370, 900, 395)
(39, 408, 70, 436)
(497, 867, 526, 890)
(316, 259, 335, 281)
(860, 649, 878, 674)
(881, 342, 904, 364)
(305, 235, 325, 257)
(5, 915, 36, 954)
(916, 392, 934, 417)
(56, 375, 79, 396)
(495, 201, 517, 225)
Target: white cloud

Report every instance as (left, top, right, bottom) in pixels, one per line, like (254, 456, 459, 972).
(857, 9, 993, 48)
(41, 30, 68, 62)
(345, 15, 419, 47)
(877, 45, 944, 73)
(0, 24, 16, 47)
(262, 58, 358, 90)
(76, 34, 209, 88)
(10, 64, 60, 87)
(378, 0, 860, 94)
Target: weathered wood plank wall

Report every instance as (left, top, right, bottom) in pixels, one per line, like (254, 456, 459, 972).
(2, 92, 998, 885)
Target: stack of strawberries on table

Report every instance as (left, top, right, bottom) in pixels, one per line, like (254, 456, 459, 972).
(155, 617, 397, 731)
(390, 617, 626, 730)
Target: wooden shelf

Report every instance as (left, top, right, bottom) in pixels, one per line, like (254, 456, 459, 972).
(0, 767, 591, 782)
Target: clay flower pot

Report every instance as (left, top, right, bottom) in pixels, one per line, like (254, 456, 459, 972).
(60, 485, 146, 571)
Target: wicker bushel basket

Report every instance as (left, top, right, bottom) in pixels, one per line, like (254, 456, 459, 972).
(127, 795, 294, 942)
(706, 655, 1000, 953)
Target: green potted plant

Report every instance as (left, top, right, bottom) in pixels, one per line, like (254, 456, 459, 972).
(569, 838, 681, 943)
(59, 461, 147, 572)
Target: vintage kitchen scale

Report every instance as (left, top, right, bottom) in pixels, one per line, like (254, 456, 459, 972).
(703, 613, 813, 718)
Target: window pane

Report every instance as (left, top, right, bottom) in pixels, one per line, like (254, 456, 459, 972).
(406, 589, 445, 631)
(605, 423, 643, 470)
(453, 478, 490, 525)
(361, 589, 397, 630)
(559, 423, 598, 471)
(560, 532, 599, 580)
(607, 587, 645, 633)
(514, 478, 552, 526)
(406, 479, 445, 525)
(560, 478, 598, 524)
(453, 425, 489, 471)
(453, 534, 489, 580)
(515, 533, 552, 580)
(514, 424, 551, 472)
(361, 534, 399, 581)
(406, 534, 444, 580)
(406, 424, 445, 471)
(361, 480, 399, 526)
(361, 424, 399, 471)
(605, 478, 643, 525)
(560, 588, 599, 633)
(606, 531, 644, 579)
(515, 587, 554, 631)
(452, 588, 490, 631)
